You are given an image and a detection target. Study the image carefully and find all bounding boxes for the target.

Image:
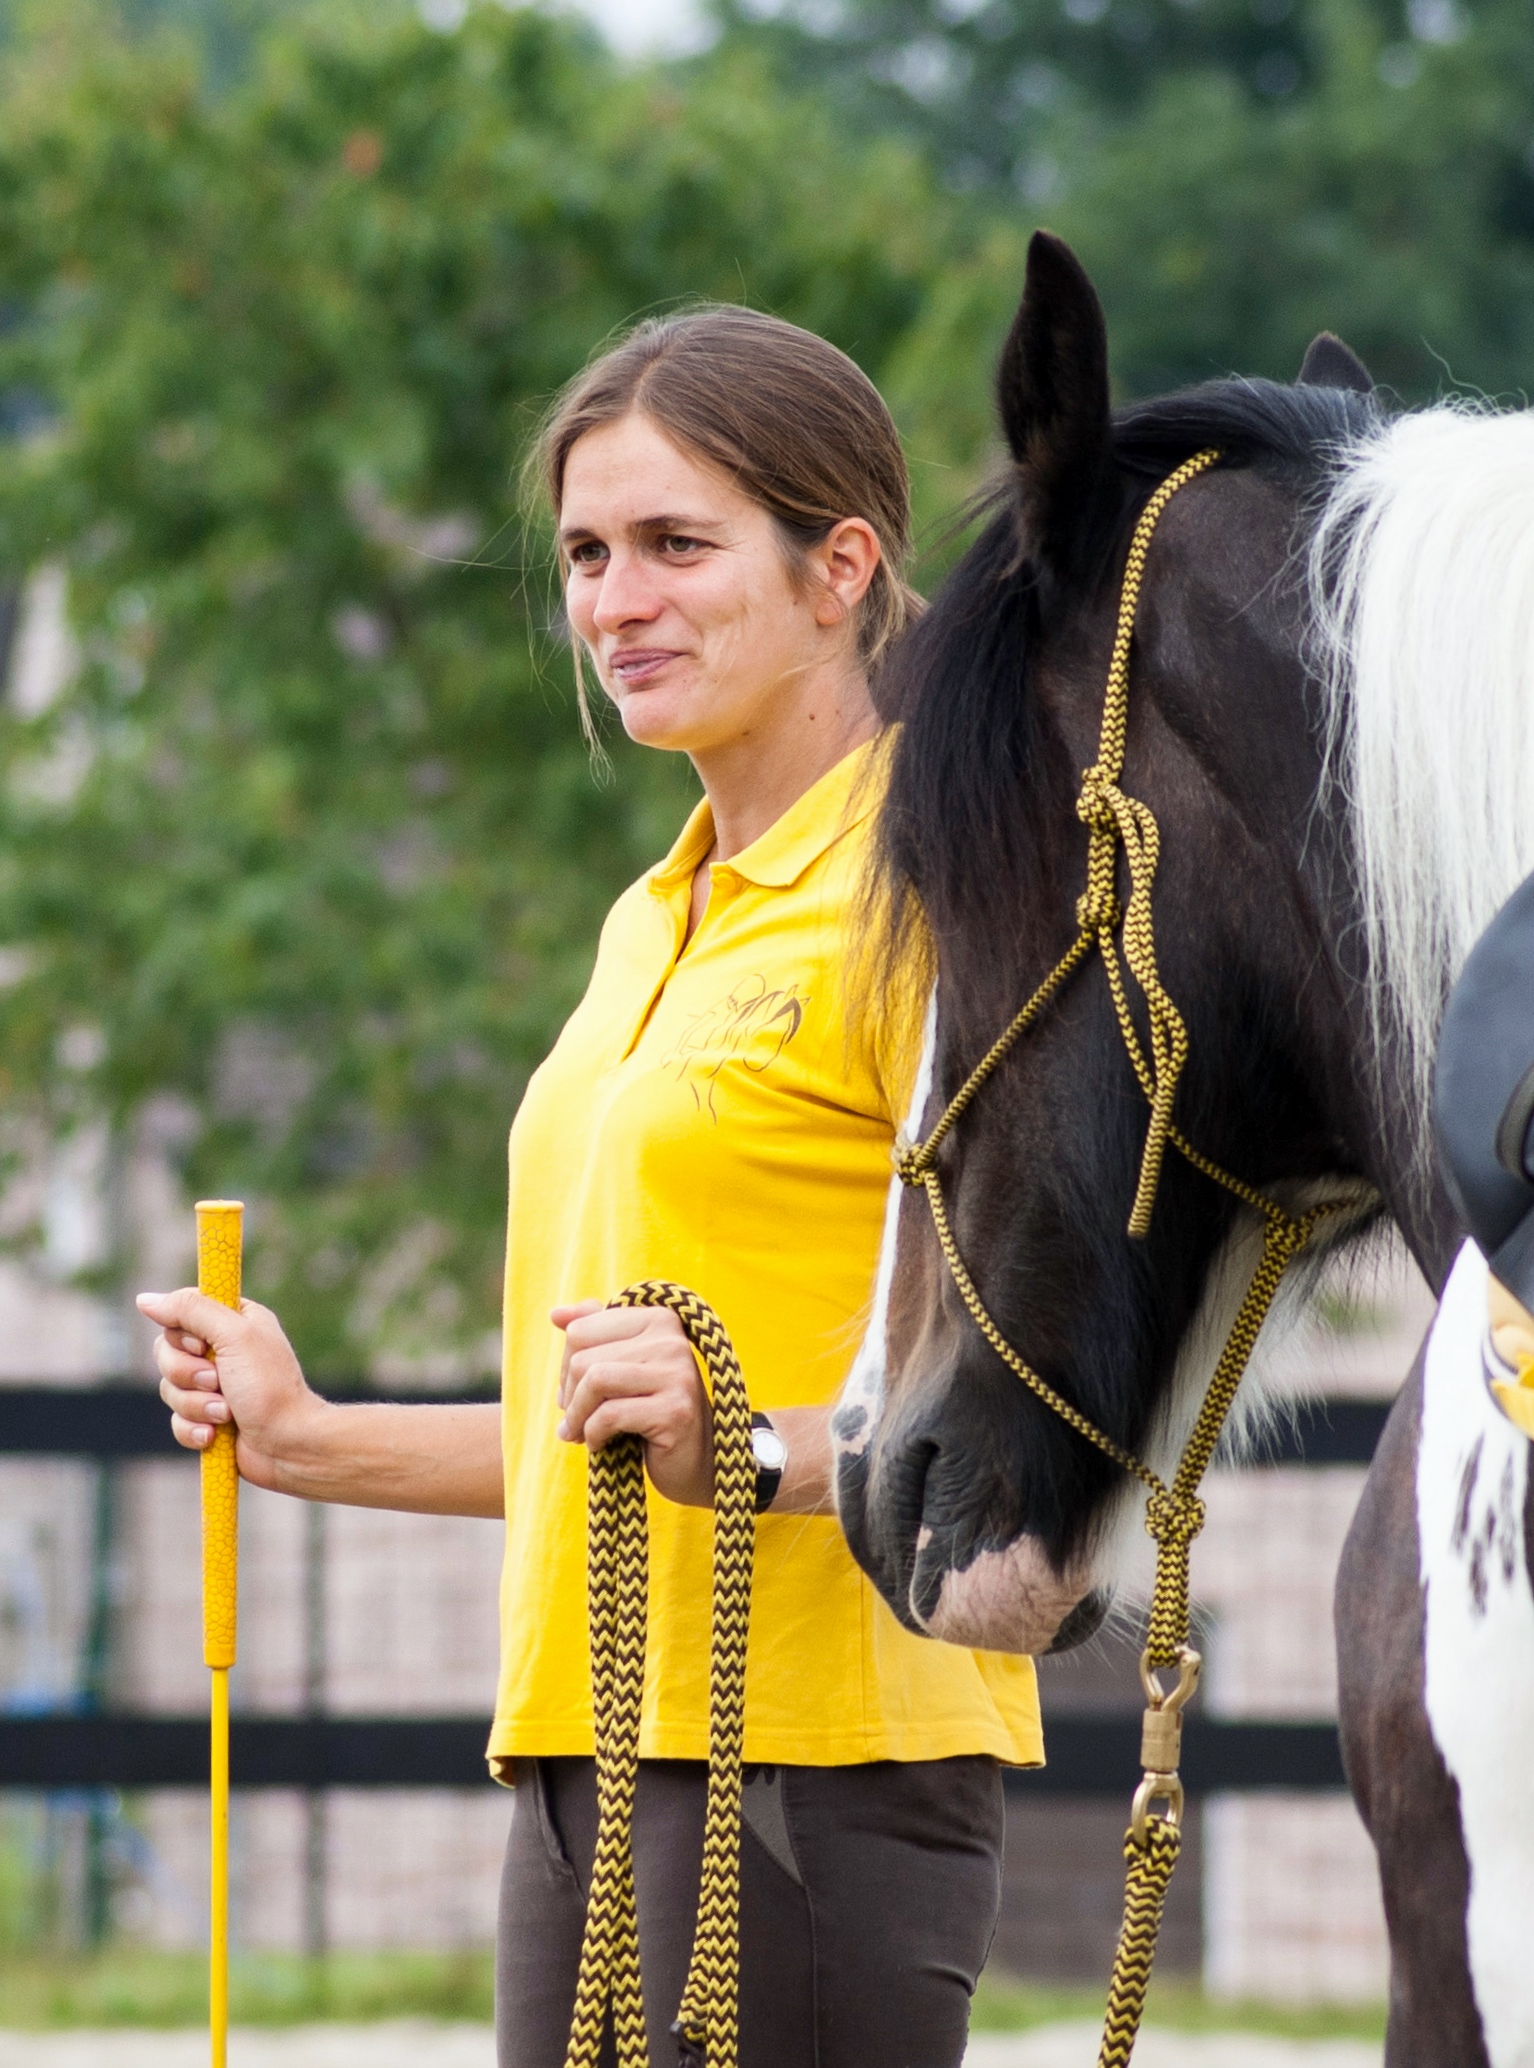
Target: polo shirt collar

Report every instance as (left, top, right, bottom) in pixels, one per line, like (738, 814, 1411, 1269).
(649, 736, 883, 895)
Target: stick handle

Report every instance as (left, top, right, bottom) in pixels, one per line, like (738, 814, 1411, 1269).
(197, 1201, 243, 1670)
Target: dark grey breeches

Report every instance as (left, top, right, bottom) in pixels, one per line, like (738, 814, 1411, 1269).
(496, 1755, 1005, 2068)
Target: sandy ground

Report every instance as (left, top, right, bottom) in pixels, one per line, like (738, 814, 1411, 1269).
(966, 2031, 1382, 2067)
(0, 2023, 1384, 2067)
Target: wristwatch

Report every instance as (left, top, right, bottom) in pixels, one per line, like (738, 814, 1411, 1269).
(750, 1412, 789, 1513)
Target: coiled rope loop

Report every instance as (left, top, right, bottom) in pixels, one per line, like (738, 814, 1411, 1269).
(564, 1280, 756, 2068)
(895, 451, 1356, 2067)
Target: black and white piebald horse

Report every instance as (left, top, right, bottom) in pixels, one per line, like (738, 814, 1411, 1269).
(832, 230, 1534, 2065)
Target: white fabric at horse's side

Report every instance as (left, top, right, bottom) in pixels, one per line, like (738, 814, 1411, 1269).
(1420, 1239, 1534, 2068)
(832, 986, 938, 1465)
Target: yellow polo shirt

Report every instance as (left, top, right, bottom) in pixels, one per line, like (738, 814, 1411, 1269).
(488, 740, 1043, 1768)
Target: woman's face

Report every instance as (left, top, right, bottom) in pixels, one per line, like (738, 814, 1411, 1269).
(559, 412, 873, 756)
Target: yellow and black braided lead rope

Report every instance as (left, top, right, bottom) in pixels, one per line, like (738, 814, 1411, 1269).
(1099, 1813, 1182, 2067)
(564, 1281, 756, 2068)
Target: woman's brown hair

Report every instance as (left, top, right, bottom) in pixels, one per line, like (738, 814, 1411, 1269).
(536, 306, 919, 685)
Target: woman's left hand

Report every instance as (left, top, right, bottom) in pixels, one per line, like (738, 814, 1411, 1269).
(554, 1301, 714, 1507)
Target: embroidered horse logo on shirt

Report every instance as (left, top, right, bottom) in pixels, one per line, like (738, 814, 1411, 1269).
(660, 975, 807, 1121)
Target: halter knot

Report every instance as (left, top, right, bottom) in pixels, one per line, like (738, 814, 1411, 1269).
(1144, 1487, 1206, 1553)
(1076, 767, 1121, 833)
(1076, 885, 1122, 934)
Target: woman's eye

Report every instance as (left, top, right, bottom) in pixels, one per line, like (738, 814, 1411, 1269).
(661, 535, 704, 556)
(568, 541, 606, 567)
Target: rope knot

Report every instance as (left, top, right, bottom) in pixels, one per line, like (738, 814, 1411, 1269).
(1076, 767, 1119, 833)
(1144, 1488, 1205, 1552)
(1076, 885, 1122, 934)
(892, 1131, 933, 1187)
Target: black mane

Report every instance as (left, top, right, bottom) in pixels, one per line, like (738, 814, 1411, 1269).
(876, 373, 1387, 1038)
(1113, 375, 1382, 476)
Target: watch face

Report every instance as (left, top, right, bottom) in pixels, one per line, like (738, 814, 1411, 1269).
(751, 1426, 789, 1474)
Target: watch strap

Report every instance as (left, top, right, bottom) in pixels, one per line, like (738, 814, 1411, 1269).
(750, 1410, 786, 1514)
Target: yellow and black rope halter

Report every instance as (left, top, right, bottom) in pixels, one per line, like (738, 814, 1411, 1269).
(564, 1280, 756, 2068)
(893, 450, 1356, 2067)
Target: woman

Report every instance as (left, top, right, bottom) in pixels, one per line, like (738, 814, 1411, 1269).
(140, 307, 1043, 2068)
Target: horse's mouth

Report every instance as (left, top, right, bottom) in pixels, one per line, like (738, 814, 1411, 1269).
(906, 1524, 1098, 1655)
(838, 1439, 1100, 1656)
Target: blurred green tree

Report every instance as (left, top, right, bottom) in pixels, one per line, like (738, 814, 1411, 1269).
(711, 0, 1330, 188)
(0, 1, 955, 1373)
(713, 0, 1534, 399)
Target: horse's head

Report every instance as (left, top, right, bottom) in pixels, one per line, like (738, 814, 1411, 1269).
(835, 232, 1397, 1653)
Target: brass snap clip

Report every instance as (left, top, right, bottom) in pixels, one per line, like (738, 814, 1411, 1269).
(1131, 1644, 1201, 1845)
(1130, 1770, 1185, 1846)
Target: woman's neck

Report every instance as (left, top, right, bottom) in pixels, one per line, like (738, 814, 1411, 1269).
(691, 663, 879, 864)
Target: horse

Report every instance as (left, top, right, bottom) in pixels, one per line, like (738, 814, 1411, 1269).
(832, 228, 1534, 2065)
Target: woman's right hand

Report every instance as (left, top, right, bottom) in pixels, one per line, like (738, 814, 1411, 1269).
(136, 1287, 323, 1495)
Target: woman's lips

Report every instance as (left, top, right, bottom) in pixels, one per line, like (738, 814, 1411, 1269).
(609, 648, 681, 686)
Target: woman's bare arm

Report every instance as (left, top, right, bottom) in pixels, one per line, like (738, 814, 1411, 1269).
(137, 1286, 503, 1518)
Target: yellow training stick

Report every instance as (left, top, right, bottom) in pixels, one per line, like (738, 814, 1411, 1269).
(196, 1200, 243, 2068)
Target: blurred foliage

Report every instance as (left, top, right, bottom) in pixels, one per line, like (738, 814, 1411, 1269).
(711, 0, 1337, 182)
(3, 0, 1534, 1371)
(0, 1941, 496, 2023)
(714, 0, 1534, 396)
(0, 0, 326, 85)
(0, 1, 963, 1371)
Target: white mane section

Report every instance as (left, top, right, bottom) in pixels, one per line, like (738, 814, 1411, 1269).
(832, 987, 939, 1465)
(1312, 403, 1534, 1149)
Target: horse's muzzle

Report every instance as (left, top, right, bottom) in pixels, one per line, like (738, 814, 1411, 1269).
(836, 1436, 1098, 1657)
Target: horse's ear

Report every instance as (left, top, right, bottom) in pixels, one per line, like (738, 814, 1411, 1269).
(996, 231, 1114, 569)
(1297, 332, 1374, 394)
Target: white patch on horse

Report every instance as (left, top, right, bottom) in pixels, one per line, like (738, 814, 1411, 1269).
(832, 987, 938, 1464)
(918, 1534, 1092, 1656)
(1420, 1240, 1534, 2068)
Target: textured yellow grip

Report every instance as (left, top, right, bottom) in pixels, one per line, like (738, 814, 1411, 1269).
(197, 1201, 243, 1671)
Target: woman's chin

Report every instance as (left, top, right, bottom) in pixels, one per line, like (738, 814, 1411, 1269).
(616, 692, 708, 754)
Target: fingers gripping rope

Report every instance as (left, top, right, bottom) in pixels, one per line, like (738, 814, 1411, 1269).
(564, 1282, 756, 2068)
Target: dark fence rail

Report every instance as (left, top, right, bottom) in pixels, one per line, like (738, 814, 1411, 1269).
(0, 1387, 1392, 1465)
(0, 1716, 495, 1789)
(0, 1384, 1376, 1795)
(0, 1715, 1345, 1794)
(0, 1381, 499, 1457)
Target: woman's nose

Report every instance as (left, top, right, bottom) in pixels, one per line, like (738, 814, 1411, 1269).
(592, 554, 662, 632)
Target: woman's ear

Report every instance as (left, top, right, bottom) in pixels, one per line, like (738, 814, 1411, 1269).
(811, 517, 881, 629)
